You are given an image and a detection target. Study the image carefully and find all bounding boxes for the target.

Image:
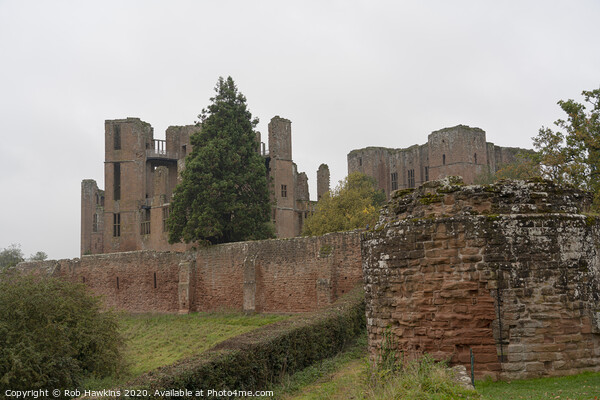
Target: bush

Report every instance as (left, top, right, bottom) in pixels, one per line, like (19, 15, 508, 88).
(123, 287, 365, 399)
(0, 273, 123, 393)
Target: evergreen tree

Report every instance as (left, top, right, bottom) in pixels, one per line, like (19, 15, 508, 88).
(168, 77, 274, 244)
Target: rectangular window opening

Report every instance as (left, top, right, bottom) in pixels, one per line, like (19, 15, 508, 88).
(141, 209, 151, 236)
(162, 206, 170, 232)
(281, 184, 287, 198)
(116, 277, 120, 290)
(114, 163, 121, 201)
(391, 172, 398, 191)
(153, 272, 157, 289)
(425, 166, 429, 182)
(408, 169, 415, 188)
(113, 213, 121, 237)
(92, 213, 98, 233)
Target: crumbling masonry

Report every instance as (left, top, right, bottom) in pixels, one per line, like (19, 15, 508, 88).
(362, 177, 600, 380)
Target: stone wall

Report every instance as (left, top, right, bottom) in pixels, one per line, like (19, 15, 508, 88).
(362, 177, 600, 380)
(17, 231, 362, 314)
(348, 125, 532, 199)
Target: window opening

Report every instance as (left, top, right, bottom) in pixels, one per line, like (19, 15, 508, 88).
(281, 184, 287, 198)
(154, 272, 157, 289)
(113, 213, 121, 237)
(474, 153, 477, 164)
(425, 166, 429, 182)
(141, 209, 151, 236)
(114, 163, 121, 201)
(391, 172, 398, 191)
(92, 214, 98, 233)
(162, 206, 170, 232)
(443, 154, 446, 165)
(407, 169, 415, 188)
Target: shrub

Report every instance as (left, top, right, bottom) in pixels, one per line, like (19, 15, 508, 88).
(0, 273, 123, 393)
(123, 287, 365, 399)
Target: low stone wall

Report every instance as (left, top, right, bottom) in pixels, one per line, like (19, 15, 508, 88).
(362, 177, 600, 380)
(16, 231, 362, 314)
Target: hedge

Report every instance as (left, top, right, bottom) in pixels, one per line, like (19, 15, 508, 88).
(104, 286, 365, 399)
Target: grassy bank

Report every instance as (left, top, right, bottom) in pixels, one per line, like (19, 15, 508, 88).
(276, 340, 600, 400)
(84, 311, 290, 389)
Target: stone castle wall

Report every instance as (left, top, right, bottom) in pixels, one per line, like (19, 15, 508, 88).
(18, 231, 362, 314)
(362, 177, 600, 380)
(348, 125, 526, 198)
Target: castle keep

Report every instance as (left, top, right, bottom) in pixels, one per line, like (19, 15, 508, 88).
(348, 125, 528, 198)
(81, 116, 329, 255)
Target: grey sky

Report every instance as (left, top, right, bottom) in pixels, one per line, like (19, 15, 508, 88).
(1, 0, 599, 260)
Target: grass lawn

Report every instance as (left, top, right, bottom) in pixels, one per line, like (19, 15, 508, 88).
(84, 311, 290, 389)
(476, 372, 600, 400)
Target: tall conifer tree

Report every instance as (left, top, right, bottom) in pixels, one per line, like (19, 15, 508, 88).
(168, 77, 274, 244)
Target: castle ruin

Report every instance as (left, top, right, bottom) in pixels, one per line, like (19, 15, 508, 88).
(81, 116, 330, 255)
(348, 125, 529, 198)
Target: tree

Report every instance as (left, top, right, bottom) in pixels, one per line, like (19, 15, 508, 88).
(474, 151, 540, 185)
(302, 172, 386, 236)
(28, 251, 48, 261)
(168, 77, 274, 245)
(0, 244, 24, 271)
(0, 274, 123, 393)
(532, 88, 600, 207)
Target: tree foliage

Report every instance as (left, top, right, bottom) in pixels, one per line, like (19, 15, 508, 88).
(0, 274, 123, 392)
(302, 172, 386, 236)
(532, 88, 600, 207)
(474, 151, 540, 185)
(168, 77, 274, 245)
(0, 244, 24, 271)
(28, 251, 48, 262)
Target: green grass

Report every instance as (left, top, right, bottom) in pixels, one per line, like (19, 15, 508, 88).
(270, 335, 600, 400)
(262, 332, 478, 400)
(84, 311, 290, 389)
(476, 371, 600, 400)
(274, 332, 368, 399)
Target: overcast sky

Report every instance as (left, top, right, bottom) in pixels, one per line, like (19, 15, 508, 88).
(1, 0, 599, 260)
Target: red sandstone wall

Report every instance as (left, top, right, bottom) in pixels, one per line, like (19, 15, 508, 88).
(17, 232, 363, 315)
(363, 178, 600, 380)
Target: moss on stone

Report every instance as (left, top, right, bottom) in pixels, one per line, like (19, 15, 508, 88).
(392, 188, 415, 199)
(418, 193, 445, 205)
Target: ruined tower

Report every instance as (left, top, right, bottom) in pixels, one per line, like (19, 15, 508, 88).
(265, 116, 315, 237)
(316, 164, 330, 200)
(80, 118, 196, 255)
